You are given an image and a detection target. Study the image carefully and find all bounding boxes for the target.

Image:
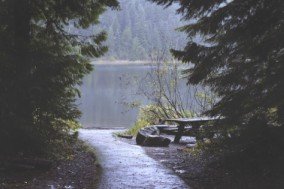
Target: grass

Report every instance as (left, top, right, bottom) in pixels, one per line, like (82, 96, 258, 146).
(115, 119, 150, 137)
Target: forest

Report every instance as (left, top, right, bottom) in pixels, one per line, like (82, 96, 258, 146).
(93, 0, 187, 60)
(0, 0, 283, 188)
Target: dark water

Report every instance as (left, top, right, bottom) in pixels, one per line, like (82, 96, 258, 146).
(78, 64, 152, 128)
(78, 63, 197, 129)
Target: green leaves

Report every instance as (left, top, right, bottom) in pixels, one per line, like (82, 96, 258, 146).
(150, 0, 284, 153)
(92, 0, 186, 60)
(0, 0, 119, 153)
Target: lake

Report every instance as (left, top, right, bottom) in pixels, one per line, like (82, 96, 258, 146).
(78, 63, 199, 129)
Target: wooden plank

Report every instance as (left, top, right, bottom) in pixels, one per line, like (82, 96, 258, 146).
(165, 116, 221, 124)
(163, 117, 223, 143)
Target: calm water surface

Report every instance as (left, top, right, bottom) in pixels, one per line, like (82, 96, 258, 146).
(78, 64, 152, 128)
(78, 63, 195, 128)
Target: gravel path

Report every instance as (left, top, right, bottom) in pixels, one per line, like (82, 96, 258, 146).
(79, 129, 190, 189)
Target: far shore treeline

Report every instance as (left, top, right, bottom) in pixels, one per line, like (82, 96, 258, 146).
(92, 0, 187, 61)
(0, 0, 283, 177)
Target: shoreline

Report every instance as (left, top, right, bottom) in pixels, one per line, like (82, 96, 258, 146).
(91, 60, 152, 66)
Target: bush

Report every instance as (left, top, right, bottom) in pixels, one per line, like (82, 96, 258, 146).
(122, 104, 194, 137)
(123, 119, 150, 136)
(138, 104, 194, 124)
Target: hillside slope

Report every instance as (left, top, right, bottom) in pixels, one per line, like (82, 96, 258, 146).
(96, 0, 186, 60)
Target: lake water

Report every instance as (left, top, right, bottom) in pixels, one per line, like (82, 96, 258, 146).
(78, 64, 152, 128)
(78, 63, 198, 129)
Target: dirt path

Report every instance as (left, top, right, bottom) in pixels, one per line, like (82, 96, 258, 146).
(79, 129, 190, 189)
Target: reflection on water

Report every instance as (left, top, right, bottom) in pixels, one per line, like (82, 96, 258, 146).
(78, 64, 152, 128)
(78, 64, 197, 129)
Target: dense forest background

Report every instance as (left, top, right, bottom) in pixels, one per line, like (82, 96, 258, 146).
(90, 0, 186, 60)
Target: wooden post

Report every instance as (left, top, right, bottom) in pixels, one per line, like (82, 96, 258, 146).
(174, 123, 185, 143)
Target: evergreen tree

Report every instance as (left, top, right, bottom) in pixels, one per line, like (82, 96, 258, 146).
(150, 0, 284, 148)
(0, 0, 118, 153)
(95, 0, 186, 60)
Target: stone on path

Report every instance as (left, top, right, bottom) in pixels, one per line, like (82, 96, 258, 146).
(136, 126, 171, 147)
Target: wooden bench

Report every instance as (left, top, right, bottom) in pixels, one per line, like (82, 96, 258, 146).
(162, 117, 222, 143)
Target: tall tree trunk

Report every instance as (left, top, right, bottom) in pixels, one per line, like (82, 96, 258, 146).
(13, 0, 32, 120)
(14, 0, 31, 61)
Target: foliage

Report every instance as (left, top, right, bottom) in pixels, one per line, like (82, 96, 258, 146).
(124, 103, 191, 137)
(123, 118, 150, 136)
(0, 0, 118, 154)
(150, 0, 284, 149)
(92, 0, 186, 60)
(123, 104, 182, 136)
(123, 103, 187, 136)
(121, 105, 161, 136)
(122, 52, 217, 137)
(136, 55, 216, 118)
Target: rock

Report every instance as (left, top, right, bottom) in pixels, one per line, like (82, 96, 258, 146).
(136, 126, 160, 145)
(136, 126, 171, 147)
